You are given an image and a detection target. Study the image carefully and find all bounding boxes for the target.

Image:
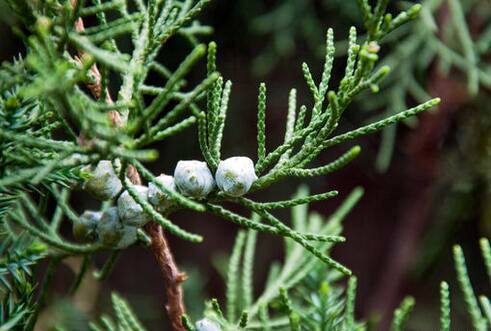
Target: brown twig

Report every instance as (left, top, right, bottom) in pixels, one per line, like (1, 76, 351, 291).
(145, 222, 189, 330)
(70, 2, 188, 329)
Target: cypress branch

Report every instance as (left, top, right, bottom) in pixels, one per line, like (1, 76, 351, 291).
(226, 231, 246, 322)
(286, 146, 361, 178)
(440, 281, 451, 331)
(242, 229, 257, 310)
(257, 83, 267, 163)
(323, 98, 440, 148)
(454, 245, 486, 331)
(480, 238, 491, 283)
(389, 297, 415, 331)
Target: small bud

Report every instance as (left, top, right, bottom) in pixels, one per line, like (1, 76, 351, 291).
(83, 160, 123, 201)
(215, 157, 257, 197)
(174, 161, 215, 199)
(73, 210, 100, 242)
(117, 185, 149, 226)
(367, 41, 380, 54)
(384, 13, 392, 27)
(369, 84, 379, 93)
(36, 16, 52, 34)
(148, 174, 176, 212)
(27, 241, 47, 254)
(408, 4, 422, 17)
(290, 312, 301, 328)
(196, 318, 221, 331)
(97, 207, 124, 247)
(80, 53, 95, 67)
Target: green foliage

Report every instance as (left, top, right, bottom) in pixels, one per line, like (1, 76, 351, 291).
(440, 281, 450, 331)
(198, 186, 365, 330)
(0, 227, 47, 330)
(453, 244, 487, 331)
(362, 0, 491, 171)
(0, 59, 85, 221)
(0, 0, 217, 257)
(0, 272, 35, 331)
(0, 0, 440, 276)
(188, 0, 437, 273)
(0, 0, 486, 330)
(249, 0, 491, 172)
(247, 0, 360, 75)
(389, 297, 415, 331)
(198, 223, 490, 330)
(88, 293, 147, 331)
(389, 240, 491, 331)
(481, 238, 491, 281)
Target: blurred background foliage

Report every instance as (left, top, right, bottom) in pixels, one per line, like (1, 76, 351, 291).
(0, 0, 489, 330)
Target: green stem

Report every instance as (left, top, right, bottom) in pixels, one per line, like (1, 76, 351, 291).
(94, 250, 121, 280)
(69, 255, 91, 295)
(26, 258, 61, 331)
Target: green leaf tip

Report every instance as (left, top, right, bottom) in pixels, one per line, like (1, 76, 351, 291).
(195, 44, 207, 56)
(408, 4, 422, 16)
(379, 65, 391, 75)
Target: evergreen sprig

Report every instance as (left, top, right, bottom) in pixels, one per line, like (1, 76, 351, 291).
(0, 228, 46, 330)
(2, 1, 487, 331)
(0, 0, 441, 279)
(88, 293, 148, 331)
(360, 0, 491, 171)
(166, 0, 439, 276)
(389, 297, 415, 331)
(197, 186, 364, 330)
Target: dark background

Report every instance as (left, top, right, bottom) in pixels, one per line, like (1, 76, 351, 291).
(1, 0, 489, 330)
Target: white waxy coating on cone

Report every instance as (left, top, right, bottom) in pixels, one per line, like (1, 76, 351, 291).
(195, 318, 221, 331)
(174, 160, 215, 199)
(148, 174, 176, 212)
(117, 185, 149, 226)
(97, 207, 124, 247)
(114, 225, 138, 249)
(83, 160, 123, 201)
(96, 207, 138, 249)
(215, 156, 257, 197)
(74, 210, 101, 241)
